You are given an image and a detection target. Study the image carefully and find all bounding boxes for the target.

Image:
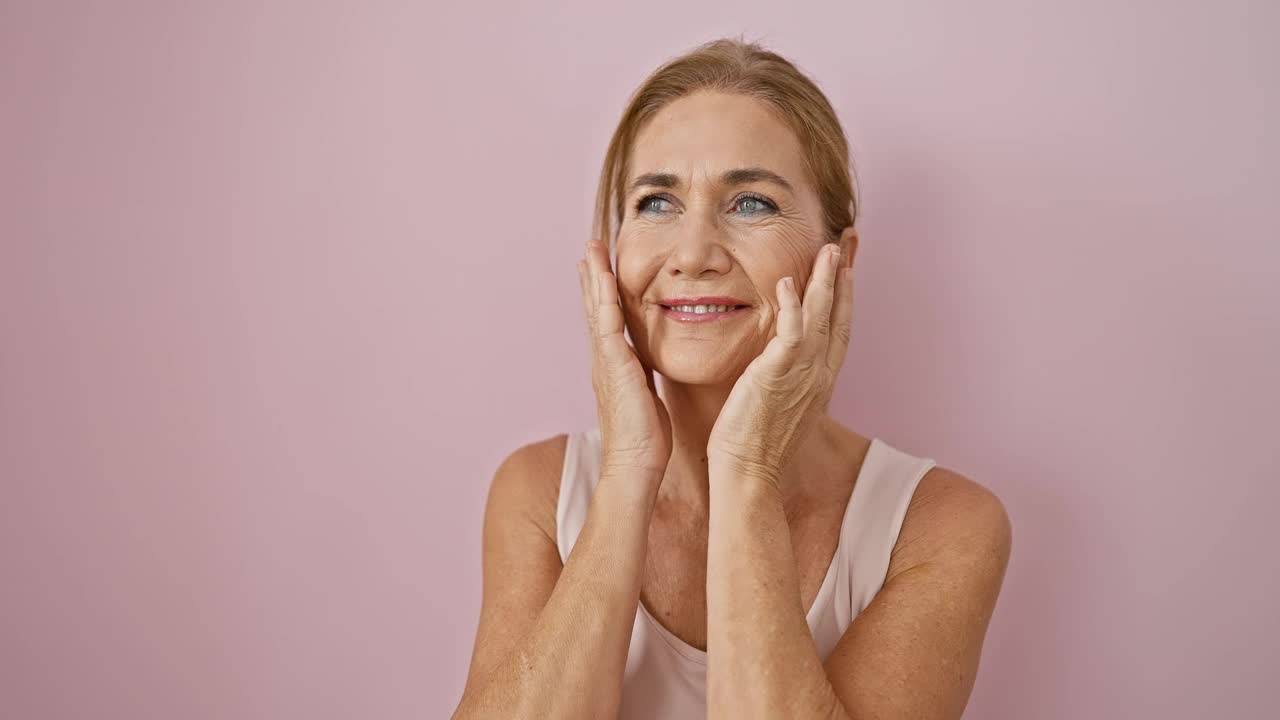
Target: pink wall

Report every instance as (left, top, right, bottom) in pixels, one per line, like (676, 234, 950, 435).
(2, 1, 1276, 717)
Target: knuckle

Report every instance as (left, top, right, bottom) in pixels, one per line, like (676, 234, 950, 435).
(780, 335, 804, 351)
(833, 323, 852, 345)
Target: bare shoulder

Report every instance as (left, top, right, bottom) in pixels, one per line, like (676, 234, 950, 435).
(492, 432, 569, 491)
(487, 433, 569, 546)
(888, 463, 1013, 580)
(822, 458, 1012, 718)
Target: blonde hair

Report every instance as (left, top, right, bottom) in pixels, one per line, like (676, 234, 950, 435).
(592, 35, 860, 253)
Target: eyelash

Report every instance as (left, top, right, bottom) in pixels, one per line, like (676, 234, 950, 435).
(634, 192, 777, 216)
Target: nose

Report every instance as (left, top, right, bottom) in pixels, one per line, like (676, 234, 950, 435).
(664, 213, 733, 279)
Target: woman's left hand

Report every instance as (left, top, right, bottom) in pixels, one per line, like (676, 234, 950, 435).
(707, 243, 854, 489)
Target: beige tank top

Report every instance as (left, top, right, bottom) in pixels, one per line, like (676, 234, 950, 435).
(555, 427, 937, 719)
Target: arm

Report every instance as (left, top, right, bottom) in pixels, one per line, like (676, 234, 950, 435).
(705, 464, 1013, 719)
(453, 441, 661, 719)
(454, 239, 671, 716)
(706, 471, 840, 717)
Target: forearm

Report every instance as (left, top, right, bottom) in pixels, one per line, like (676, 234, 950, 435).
(706, 465, 850, 720)
(454, 468, 659, 719)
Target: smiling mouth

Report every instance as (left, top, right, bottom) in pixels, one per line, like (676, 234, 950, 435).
(659, 304, 751, 322)
(661, 303, 749, 313)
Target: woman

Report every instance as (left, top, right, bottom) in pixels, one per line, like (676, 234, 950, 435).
(453, 37, 1011, 719)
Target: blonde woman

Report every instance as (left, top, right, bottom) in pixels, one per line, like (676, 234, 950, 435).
(454, 37, 1012, 720)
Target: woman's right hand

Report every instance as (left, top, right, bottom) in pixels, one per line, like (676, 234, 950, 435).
(577, 240, 672, 478)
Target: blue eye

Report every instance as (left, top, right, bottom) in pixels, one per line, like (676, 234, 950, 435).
(633, 192, 778, 216)
(734, 193, 777, 215)
(635, 194, 672, 214)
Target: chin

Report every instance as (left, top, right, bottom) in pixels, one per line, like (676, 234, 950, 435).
(648, 347, 751, 387)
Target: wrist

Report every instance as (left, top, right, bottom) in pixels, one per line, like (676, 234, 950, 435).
(708, 450, 779, 481)
(708, 456, 784, 499)
(597, 464, 664, 505)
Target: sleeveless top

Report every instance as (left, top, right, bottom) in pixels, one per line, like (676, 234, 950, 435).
(555, 427, 937, 720)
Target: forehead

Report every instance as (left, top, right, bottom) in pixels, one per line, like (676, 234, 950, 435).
(628, 91, 810, 191)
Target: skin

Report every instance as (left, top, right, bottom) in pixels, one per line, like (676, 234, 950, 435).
(454, 90, 1013, 719)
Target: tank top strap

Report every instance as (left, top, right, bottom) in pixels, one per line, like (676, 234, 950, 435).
(555, 427, 602, 564)
(830, 437, 937, 629)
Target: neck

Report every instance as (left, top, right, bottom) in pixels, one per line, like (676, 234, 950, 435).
(654, 375, 728, 513)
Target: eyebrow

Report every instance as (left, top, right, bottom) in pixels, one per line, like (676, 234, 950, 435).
(626, 167, 795, 196)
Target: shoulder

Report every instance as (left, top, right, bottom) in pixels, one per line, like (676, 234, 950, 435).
(485, 433, 570, 546)
(823, 462, 1012, 718)
(888, 463, 1013, 581)
(493, 433, 569, 487)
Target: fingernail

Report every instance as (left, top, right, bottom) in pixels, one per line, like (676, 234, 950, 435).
(829, 246, 841, 268)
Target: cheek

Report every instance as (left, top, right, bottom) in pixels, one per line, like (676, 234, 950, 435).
(613, 266, 655, 311)
(746, 223, 816, 270)
(780, 250, 822, 297)
(743, 250, 812, 304)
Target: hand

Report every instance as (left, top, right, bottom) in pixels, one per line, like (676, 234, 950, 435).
(707, 243, 854, 488)
(577, 240, 673, 476)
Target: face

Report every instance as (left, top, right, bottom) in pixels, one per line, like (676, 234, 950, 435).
(615, 90, 851, 386)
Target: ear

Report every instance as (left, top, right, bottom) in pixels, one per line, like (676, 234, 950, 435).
(837, 226, 858, 268)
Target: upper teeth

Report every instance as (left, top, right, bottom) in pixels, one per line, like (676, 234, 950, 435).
(673, 304, 737, 313)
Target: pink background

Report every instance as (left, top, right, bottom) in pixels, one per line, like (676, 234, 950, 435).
(2, 2, 1277, 718)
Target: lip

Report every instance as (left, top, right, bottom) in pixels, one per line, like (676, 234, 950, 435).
(660, 305, 750, 323)
(656, 296, 753, 324)
(658, 296, 751, 307)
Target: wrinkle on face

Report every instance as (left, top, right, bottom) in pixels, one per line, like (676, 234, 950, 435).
(614, 90, 830, 385)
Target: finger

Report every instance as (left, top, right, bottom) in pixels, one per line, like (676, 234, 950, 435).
(585, 240, 604, 308)
(578, 259, 607, 377)
(775, 275, 803, 348)
(576, 258, 589, 315)
(577, 258, 597, 335)
(753, 274, 804, 372)
(826, 264, 854, 371)
(586, 241, 631, 367)
(802, 244, 841, 340)
(595, 268, 625, 338)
